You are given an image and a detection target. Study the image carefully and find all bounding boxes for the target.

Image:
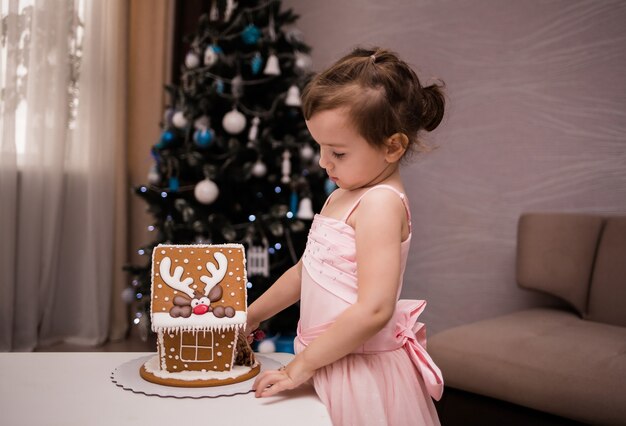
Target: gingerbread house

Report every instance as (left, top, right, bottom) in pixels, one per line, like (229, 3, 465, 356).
(141, 243, 258, 387)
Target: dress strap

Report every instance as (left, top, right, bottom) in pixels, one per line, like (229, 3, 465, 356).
(341, 185, 412, 231)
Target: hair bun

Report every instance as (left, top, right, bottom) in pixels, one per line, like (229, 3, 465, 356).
(421, 83, 446, 132)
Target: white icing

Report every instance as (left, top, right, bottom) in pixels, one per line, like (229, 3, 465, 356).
(229, 328, 239, 372)
(143, 355, 259, 381)
(158, 331, 166, 370)
(151, 311, 246, 332)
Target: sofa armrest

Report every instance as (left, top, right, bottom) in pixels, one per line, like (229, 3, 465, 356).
(516, 213, 604, 315)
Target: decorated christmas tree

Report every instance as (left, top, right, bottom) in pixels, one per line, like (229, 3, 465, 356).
(124, 0, 331, 344)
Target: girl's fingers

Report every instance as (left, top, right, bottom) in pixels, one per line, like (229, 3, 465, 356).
(258, 377, 290, 397)
(253, 370, 281, 396)
(253, 369, 292, 398)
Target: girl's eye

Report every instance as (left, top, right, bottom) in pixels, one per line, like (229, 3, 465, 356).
(332, 152, 345, 159)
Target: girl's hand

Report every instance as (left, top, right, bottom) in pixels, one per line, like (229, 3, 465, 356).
(244, 321, 260, 344)
(253, 359, 314, 398)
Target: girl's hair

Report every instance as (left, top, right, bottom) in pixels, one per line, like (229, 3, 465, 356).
(301, 47, 445, 156)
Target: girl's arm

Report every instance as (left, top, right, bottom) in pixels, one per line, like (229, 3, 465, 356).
(245, 260, 302, 335)
(254, 190, 406, 397)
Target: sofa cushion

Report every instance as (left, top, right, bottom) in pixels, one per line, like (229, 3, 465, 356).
(516, 213, 604, 315)
(587, 217, 626, 327)
(428, 308, 626, 425)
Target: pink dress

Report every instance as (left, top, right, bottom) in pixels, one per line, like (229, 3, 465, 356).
(295, 185, 443, 426)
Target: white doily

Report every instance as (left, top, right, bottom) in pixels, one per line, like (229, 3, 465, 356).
(111, 354, 282, 398)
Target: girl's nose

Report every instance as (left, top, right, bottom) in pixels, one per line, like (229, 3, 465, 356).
(318, 149, 330, 170)
(318, 154, 326, 169)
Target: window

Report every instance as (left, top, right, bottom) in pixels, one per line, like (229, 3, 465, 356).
(0, 0, 84, 166)
(180, 330, 214, 362)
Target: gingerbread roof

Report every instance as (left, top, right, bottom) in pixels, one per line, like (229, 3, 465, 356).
(150, 244, 248, 333)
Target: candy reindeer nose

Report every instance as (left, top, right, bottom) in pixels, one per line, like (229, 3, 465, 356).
(193, 304, 210, 315)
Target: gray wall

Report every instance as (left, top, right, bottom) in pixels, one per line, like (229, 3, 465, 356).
(284, 0, 626, 334)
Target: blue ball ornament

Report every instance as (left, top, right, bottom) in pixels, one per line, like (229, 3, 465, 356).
(194, 128, 214, 148)
(156, 129, 175, 149)
(241, 24, 261, 45)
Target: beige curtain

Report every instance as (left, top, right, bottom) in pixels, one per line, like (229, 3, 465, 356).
(124, 0, 174, 339)
(0, 0, 129, 350)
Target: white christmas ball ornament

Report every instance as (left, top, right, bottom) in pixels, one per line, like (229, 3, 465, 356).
(300, 143, 314, 161)
(251, 159, 267, 177)
(222, 108, 246, 134)
(185, 52, 200, 69)
(257, 339, 276, 353)
(295, 52, 313, 71)
(194, 178, 220, 204)
(172, 111, 188, 129)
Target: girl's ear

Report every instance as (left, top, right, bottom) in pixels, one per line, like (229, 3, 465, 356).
(384, 133, 409, 162)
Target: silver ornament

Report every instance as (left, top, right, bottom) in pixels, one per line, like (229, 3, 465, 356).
(185, 52, 200, 68)
(251, 159, 267, 177)
(194, 178, 220, 204)
(172, 111, 187, 128)
(222, 108, 246, 134)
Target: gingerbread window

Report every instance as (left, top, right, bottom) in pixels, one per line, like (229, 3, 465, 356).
(180, 331, 214, 362)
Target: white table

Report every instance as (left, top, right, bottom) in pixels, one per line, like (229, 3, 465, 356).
(0, 352, 332, 426)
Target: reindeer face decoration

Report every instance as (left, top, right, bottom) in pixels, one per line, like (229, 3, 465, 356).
(159, 251, 236, 319)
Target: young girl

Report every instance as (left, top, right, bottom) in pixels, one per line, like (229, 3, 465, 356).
(247, 47, 445, 426)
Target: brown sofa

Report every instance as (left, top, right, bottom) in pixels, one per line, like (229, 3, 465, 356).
(428, 213, 626, 425)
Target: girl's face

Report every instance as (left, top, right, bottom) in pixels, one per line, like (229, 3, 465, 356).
(306, 108, 394, 190)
